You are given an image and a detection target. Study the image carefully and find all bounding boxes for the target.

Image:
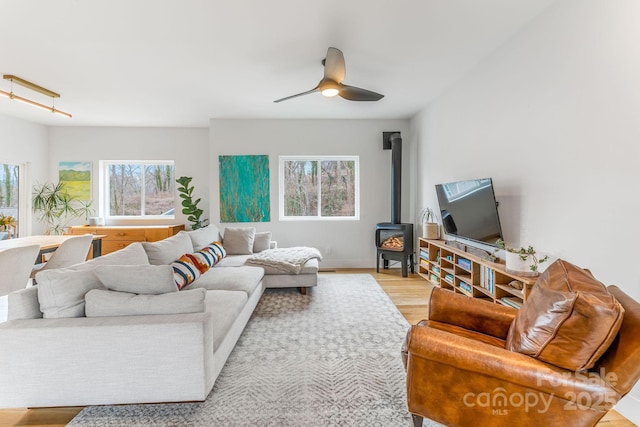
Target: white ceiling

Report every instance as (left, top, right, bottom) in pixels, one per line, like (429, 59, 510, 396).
(0, 0, 557, 127)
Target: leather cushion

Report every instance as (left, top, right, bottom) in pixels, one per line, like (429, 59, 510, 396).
(422, 319, 506, 348)
(506, 259, 624, 371)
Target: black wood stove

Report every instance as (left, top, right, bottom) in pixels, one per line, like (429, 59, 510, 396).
(375, 132, 414, 277)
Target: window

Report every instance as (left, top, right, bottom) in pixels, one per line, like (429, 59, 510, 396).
(102, 161, 175, 218)
(279, 156, 359, 220)
(0, 162, 23, 237)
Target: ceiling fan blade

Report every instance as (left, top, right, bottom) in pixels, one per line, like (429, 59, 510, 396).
(339, 84, 384, 101)
(323, 47, 346, 83)
(273, 87, 319, 103)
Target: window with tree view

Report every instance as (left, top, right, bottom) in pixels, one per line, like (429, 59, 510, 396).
(0, 162, 20, 236)
(105, 161, 175, 217)
(280, 156, 359, 220)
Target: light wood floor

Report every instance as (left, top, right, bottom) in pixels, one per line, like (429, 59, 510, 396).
(0, 269, 634, 427)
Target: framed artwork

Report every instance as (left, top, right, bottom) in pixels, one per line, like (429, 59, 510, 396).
(59, 161, 92, 201)
(219, 155, 270, 222)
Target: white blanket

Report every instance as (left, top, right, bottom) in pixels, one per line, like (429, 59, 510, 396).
(246, 247, 322, 274)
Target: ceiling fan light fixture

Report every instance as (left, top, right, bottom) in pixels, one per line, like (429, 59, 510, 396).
(321, 88, 339, 97)
(319, 80, 340, 97)
(273, 47, 384, 103)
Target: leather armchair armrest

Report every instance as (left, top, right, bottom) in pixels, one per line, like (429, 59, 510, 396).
(428, 287, 517, 339)
(406, 324, 619, 405)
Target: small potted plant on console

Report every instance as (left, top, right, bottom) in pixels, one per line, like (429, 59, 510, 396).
(495, 239, 549, 276)
(420, 207, 439, 239)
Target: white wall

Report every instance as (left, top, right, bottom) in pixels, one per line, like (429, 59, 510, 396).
(48, 127, 209, 229)
(412, 0, 640, 420)
(0, 114, 49, 235)
(210, 119, 411, 268)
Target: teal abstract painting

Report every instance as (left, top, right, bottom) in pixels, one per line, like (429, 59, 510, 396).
(219, 155, 270, 222)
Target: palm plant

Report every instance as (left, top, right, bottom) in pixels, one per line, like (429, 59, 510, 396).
(32, 182, 93, 235)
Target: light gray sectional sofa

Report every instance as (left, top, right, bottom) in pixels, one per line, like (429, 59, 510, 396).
(0, 225, 319, 408)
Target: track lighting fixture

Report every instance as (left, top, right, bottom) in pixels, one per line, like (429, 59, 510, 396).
(0, 74, 72, 118)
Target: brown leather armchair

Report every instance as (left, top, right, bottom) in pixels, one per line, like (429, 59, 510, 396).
(403, 286, 640, 427)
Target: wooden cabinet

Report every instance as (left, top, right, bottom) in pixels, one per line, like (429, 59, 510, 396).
(418, 238, 537, 309)
(68, 224, 185, 255)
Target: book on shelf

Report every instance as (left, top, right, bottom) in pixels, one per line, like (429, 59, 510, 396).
(420, 249, 429, 259)
(480, 266, 495, 293)
(459, 280, 472, 293)
(432, 265, 440, 274)
(444, 273, 454, 284)
(457, 257, 472, 270)
(500, 297, 523, 309)
(429, 273, 439, 284)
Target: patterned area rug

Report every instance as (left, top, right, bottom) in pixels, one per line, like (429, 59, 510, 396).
(69, 274, 439, 426)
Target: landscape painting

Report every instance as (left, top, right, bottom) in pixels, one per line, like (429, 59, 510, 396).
(59, 161, 91, 201)
(219, 155, 270, 222)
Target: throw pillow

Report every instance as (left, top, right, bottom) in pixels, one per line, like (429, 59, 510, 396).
(170, 243, 225, 290)
(253, 231, 272, 252)
(187, 224, 221, 251)
(85, 288, 207, 317)
(141, 231, 194, 265)
(506, 259, 624, 371)
(207, 241, 226, 261)
(8, 287, 43, 320)
(223, 227, 256, 255)
(65, 242, 150, 272)
(36, 268, 105, 318)
(95, 265, 177, 294)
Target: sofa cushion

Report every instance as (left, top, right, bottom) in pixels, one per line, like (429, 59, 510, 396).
(506, 259, 624, 371)
(142, 231, 194, 265)
(253, 231, 272, 253)
(95, 265, 178, 294)
(205, 290, 248, 350)
(187, 224, 221, 251)
(216, 254, 252, 268)
(37, 269, 104, 318)
(85, 288, 207, 317)
(7, 287, 42, 320)
(223, 227, 256, 255)
(185, 265, 263, 296)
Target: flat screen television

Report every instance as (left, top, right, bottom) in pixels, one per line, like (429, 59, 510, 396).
(435, 177, 503, 247)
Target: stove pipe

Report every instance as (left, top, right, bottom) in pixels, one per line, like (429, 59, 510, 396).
(383, 132, 402, 224)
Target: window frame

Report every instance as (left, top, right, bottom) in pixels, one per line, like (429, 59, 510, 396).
(99, 160, 176, 220)
(278, 155, 360, 221)
(0, 160, 26, 237)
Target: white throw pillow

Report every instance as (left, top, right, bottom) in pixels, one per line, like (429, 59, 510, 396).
(95, 265, 178, 294)
(223, 227, 256, 255)
(37, 268, 105, 318)
(252, 231, 272, 253)
(85, 288, 207, 317)
(63, 242, 150, 272)
(8, 287, 42, 320)
(187, 224, 221, 251)
(142, 231, 194, 265)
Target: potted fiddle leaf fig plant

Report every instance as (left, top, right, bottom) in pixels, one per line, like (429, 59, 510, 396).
(176, 176, 209, 230)
(496, 239, 549, 276)
(420, 207, 439, 239)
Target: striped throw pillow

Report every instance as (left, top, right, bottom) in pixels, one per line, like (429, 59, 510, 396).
(171, 242, 226, 289)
